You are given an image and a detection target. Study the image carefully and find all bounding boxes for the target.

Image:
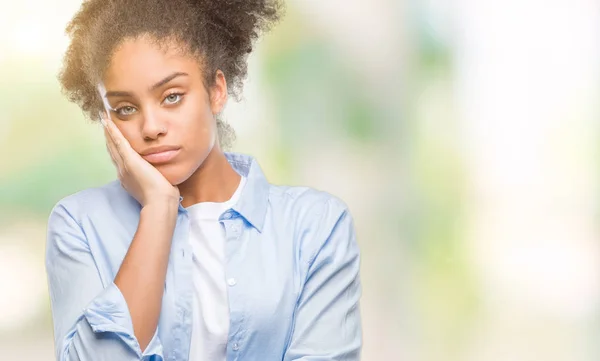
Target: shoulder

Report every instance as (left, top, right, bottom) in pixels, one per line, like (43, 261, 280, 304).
(46, 181, 121, 257)
(268, 184, 349, 218)
(48, 180, 131, 223)
(267, 184, 355, 262)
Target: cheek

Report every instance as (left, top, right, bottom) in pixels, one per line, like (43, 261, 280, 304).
(181, 102, 217, 148)
(116, 124, 140, 147)
(184, 119, 216, 154)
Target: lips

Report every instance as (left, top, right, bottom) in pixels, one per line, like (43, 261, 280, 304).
(140, 145, 181, 164)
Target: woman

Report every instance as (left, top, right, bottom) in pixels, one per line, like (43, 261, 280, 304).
(46, 1, 362, 360)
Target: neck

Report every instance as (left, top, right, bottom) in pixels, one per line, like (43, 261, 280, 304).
(178, 147, 241, 208)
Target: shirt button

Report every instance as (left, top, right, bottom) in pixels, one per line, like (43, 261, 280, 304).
(232, 343, 240, 351)
(223, 212, 232, 219)
(227, 278, 237, 286)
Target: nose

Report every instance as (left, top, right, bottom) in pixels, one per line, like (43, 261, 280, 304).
(141, 109, 167, 140)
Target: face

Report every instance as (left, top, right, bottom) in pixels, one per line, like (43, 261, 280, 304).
(98, 35, 227, 185)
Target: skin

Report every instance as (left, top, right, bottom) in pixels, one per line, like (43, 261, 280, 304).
(99, 34, 241, 351)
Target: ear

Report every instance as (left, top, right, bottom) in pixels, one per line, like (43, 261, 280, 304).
(209, 70, 228, 115)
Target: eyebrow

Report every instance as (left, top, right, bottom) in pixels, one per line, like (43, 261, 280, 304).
(105, 72, 189, 98)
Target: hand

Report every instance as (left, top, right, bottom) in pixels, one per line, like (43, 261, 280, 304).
(101, 112, 180, 208)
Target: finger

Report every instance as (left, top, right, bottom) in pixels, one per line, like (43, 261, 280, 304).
(101, 112, 134, 174)
(106, 141, 124, 179)
(104, 126, 122, 164)
(105, 137, 120, 170)
(101, 111, 133, 160)
(104, 127, 126, 173)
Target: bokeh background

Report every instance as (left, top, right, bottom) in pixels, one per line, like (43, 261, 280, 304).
(1, 0, 600, 360)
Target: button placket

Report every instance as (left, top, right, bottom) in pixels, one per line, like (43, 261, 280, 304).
(223, 213, 245, 357)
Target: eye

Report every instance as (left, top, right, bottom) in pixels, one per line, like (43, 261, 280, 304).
(114, 105, 137, 117)
(163, 93, 183, 105)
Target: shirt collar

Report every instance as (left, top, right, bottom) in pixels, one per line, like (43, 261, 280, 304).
(225, 152, 270, 232)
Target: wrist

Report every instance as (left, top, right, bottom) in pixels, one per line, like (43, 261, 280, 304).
(141, 199, 179, 218)
(143, 192, 180, 208)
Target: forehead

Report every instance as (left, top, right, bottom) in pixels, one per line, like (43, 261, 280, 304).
(103, 36, 201, 88)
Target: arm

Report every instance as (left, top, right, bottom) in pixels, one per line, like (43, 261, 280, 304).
(46, 200, 176, 361)
(283, 203, 362, 361)
(115, 202, 178, 350)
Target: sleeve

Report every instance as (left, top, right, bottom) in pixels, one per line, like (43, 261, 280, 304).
(46, 202, 164, 361)
(283, 201, 363, 361)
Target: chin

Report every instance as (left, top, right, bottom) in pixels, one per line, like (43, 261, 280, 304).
(155, 149, 213, 186)
(156, 163, 195, 186)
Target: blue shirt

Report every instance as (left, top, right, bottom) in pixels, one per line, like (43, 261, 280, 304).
(46, 152, 362, 361)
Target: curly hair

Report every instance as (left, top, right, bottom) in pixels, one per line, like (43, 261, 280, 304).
(59, 0, 284, 149)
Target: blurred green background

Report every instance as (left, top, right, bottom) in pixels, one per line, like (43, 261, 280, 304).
(1, 1, 600, 360)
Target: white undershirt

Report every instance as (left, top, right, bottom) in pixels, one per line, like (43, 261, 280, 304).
(186, 176, 246, 361)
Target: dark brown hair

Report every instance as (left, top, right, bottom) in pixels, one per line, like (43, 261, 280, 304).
(59, 0, 284, 148)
